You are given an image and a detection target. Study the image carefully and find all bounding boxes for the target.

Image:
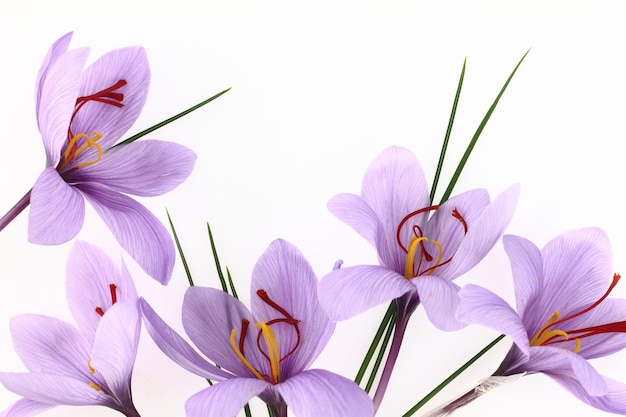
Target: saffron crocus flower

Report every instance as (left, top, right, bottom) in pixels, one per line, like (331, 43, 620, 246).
(0, 32, 196, 284)
(0, 241, 142, 417)
(318, 146, 519, 330)
(140, 239, 373, 417)
(453, 228, 626, 414)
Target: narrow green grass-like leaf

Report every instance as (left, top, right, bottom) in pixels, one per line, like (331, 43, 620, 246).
(166, 209, 195, 287)
(207, 221, 228, 292)
(439, 49, 530, 205)
(266, 404, 275, 417)
(244, 403, 252, 417)
(113, 87, 232, 148)
(430, 57, 466, 204)
(355, 302, 396, 384)
(226, 266, 239, 300)
(364, 309, 396, 394)
(402, 334, 506, 416)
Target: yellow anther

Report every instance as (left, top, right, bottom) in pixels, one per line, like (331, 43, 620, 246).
(404, 236, 444, 279)
(59, 131, 104, 170)
(530, 311, 582, 354)
(405, 237, 427, 279)
(574, 338, 581, 354)
(229, 329, 264, 381)
(89, 382, 102, 391)
(87, 358, 95, 375)
(255, 322, 281, 384)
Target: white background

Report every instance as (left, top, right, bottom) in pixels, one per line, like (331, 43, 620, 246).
(1, 1, 626, 416)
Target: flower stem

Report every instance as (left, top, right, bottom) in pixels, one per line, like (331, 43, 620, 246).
(372, 304, 411, 413)
(0, 189, 31, 233)
(355, 302, 396, 385)
(267, 402, 287, 417)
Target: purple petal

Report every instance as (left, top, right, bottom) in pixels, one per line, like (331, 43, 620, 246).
(139, 299, 233, 380)
(501, 234, 542, 319)
(277, 369, 373, 417)
(90, 303, 140, 407)
(35, 33, 73, 122)
(71, 47, 149, 150)
(457, 284, 531, 357)
(183, 287, 263, 377)
(36, 48, 89, 166)
(77, 140, 196, 196)
(78, 183, 174, 284)
(522, 346, 607, 396)
(0, 398, 55, 417)
(443, 184, 520, 279)
(66, 241, 138, 340)
(423, 189, 490, 270)
(551, 376, 626, 414)
(327, 193, 383, 248)
(540, 228, 613, 317)
(413, 276, 465, 331)
(250, 239, 335, 376)
(185, 378, 270, 417)
(318, 265, 414, 321)
(28, 168, 85, 245)
(9, 314, 91, 379)
(360, 147, 430, 272)
(0, 373, 103, 406)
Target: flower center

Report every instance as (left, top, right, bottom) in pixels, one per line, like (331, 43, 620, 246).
(530, 273, 625, 353)
(95, 283, 118, 317)
(396, 205, 468, 279)
(229, 290, 301, 384)
(59, 79, 127, 172)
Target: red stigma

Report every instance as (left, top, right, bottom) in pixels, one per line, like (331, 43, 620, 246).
(396, 205, 439, 253)
(257, 290, 301, 369)
(66, 79, 127, 159)
(239, 319, 249, 355)
(94, 283, 119, 317)
(538, 273, 626, 349)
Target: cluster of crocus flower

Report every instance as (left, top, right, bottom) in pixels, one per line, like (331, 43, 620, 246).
(1, 33, 625, 417)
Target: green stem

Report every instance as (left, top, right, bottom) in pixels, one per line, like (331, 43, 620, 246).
(114, 87, 231, 147)
(402, 334, 505, 417)
(430, 57, 466, 205)
(166, 209, 194, 286)
(439, 49, 529, 204)
(354, 302, 396, 385)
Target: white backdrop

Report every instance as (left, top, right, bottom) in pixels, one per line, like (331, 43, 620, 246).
(1, 1, 626, 416)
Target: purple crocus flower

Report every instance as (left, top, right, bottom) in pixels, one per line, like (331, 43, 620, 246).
(318, 146, 519, 330)
(140, 239, 373, 417)
(455, 228, 626, 414)
(0, 241, 142, 417)
(0, 32, 196, 284)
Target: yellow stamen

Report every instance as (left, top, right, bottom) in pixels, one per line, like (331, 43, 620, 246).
(89, 382, 102, 391)
(87, 358, 95, 375)
(405, 237, 427, 279)
(87, 358, 102, 391)
(530, 311, 582, 354)
(255, 322, 281, 384)
(59, 131, 104, 170)
(404, 236, 444, 279)
(229, 329, 264, 380)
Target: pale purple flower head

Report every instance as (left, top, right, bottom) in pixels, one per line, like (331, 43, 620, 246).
(0, 241, 142, 417)
(140, 239, 373, 417)
(457, 228, 626, 413)
(29, 32, 196, 284)
(318, 146, 519, 330)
